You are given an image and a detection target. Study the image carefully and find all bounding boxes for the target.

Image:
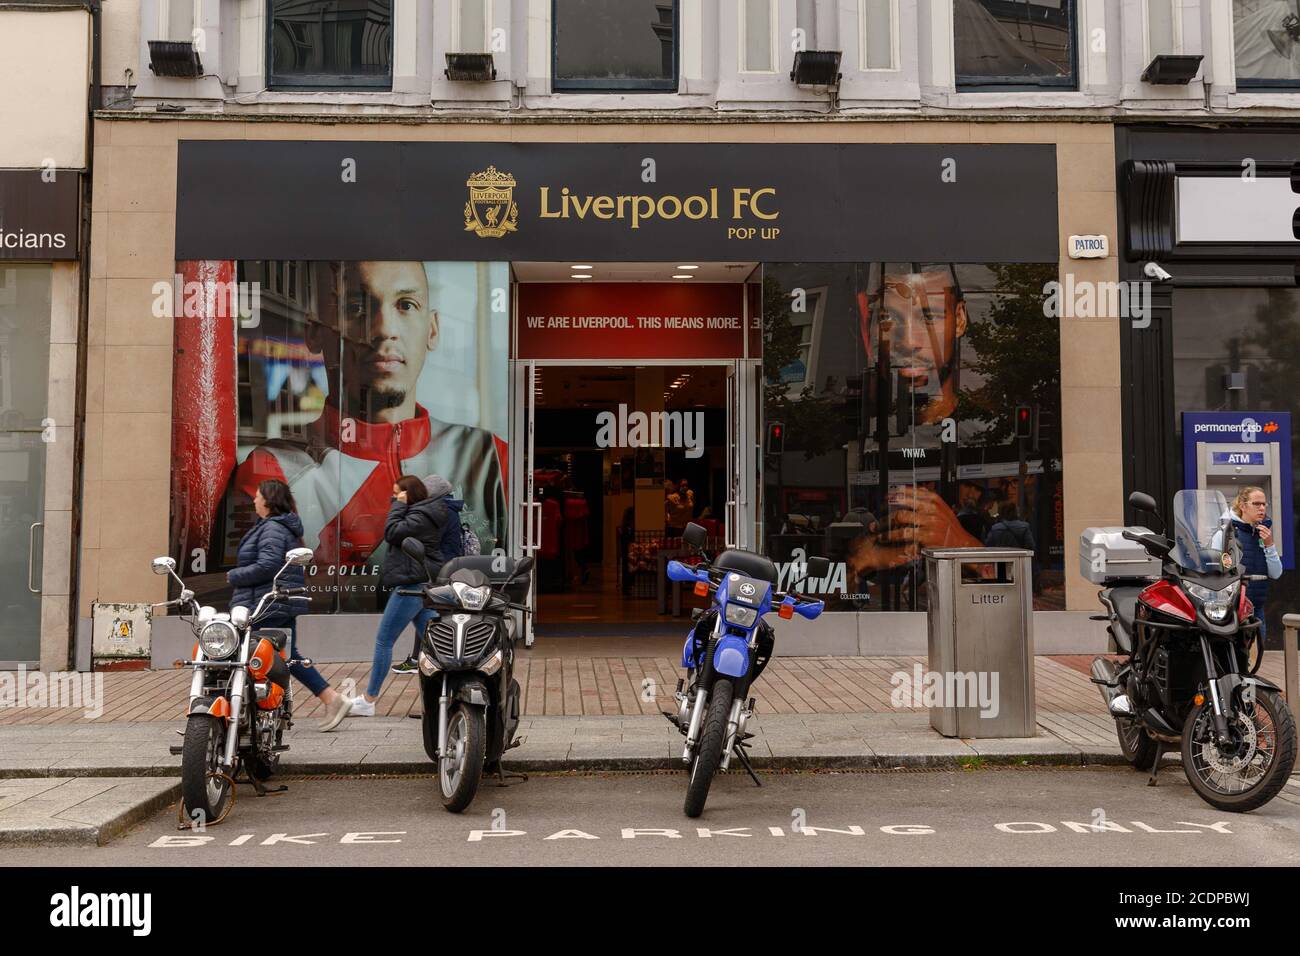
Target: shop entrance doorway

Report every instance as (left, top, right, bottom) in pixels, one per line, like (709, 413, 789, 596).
(508, 263, 761, 640)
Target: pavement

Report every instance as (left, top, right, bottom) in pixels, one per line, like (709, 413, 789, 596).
(2, 650, 1296, 847)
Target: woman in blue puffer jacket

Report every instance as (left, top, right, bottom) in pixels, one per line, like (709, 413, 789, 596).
(227, 478, 352, 731)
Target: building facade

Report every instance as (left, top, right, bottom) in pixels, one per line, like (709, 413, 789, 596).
(0, 0, 92, 670)
(19, 0, 1300, 668)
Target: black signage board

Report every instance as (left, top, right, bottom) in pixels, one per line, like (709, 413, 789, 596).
(176, 141, 1058, 262)
(0, 170, 80, 261)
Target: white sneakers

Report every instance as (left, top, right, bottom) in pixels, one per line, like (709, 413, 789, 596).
(350, 696, 376, 717)
(319, 694, 352, 732)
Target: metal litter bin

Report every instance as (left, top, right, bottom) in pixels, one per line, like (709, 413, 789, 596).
(923, 548, 1036, 738)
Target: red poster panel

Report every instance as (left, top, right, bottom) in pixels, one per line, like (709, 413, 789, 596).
(516, 283, 746, 360)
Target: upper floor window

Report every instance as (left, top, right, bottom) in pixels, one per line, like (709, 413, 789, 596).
(1234, 0, 1300, 88)
(268, 0, 393, 89)
(553, 0, 678, 92)
(1145, 0, 1180, 59)
(741, 0, 776, 73)
(861, 0, 898, 70)
(954, 0, 1077, 91)
(455, 0, 489, 54)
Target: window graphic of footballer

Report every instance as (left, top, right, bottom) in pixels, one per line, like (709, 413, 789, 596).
(170, 260, 508, 613)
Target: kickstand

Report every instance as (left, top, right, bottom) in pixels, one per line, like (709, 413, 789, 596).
(1146, 742, 1165, 787)
(246, 774, 288, 797)
(492, 762, 528, 787)
(734, 741, 762, 788)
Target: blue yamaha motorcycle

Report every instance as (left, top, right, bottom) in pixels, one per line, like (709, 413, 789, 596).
(666, 523, 829, 817)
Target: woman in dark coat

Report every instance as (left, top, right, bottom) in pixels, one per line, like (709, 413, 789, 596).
(349, 475, 452, 716)
(227, 478, 351, 731)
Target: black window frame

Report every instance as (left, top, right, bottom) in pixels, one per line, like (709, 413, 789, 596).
(266, 0, 395, 91)
(551, 0, 680, 93)
(954, 0, 1079, 93)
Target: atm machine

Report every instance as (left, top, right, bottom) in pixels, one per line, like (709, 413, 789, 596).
(1181, 411, 1293, 570)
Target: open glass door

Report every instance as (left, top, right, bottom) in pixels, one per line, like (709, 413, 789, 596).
(509, 358, 539, 645)
(724, 359, 759, 551)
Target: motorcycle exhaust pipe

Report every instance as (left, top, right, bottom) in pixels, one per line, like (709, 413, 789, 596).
(1090, 657, 1134, 719)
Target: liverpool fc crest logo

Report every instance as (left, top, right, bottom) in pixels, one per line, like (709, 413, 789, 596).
(464, 166, 519, 238)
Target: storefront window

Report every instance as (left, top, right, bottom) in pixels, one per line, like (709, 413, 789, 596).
(1171, 287, 1300, 637)
(954, 0, 1077, 90)
(762, 262, 1064, 612)
(1233, 0, 1300, 87)
(553, 0, 678, 91)
(170, 260, 509, 614)
(268, 0, 393, 89)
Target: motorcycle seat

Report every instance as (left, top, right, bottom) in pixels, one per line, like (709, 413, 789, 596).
(1100, 586, 1143, 655)
(714, 549, 778, 585)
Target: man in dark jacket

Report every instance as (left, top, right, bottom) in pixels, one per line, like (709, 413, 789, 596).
(228, 479, 351, 731)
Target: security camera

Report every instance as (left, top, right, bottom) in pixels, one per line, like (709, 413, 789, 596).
(1143, 261, 1173, 282)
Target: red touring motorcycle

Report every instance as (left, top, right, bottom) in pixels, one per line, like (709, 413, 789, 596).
(1087, 490, 1296, 812)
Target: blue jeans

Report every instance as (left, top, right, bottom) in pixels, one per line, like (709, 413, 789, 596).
(264, 617, 329, 697)
(368, 592, 435, 699)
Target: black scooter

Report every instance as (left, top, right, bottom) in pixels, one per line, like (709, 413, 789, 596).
(397, 538, 534, 813)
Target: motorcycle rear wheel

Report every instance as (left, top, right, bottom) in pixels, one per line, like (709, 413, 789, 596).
(1115, 716, 1157, 771)
(440, 704, 486, 814)
(1181, 688, 1297, 812)
(684, 677, 733, 819)
(181, 714, 233, 825)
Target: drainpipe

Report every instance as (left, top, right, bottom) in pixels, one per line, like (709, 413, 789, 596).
(66, 0, 101, 670)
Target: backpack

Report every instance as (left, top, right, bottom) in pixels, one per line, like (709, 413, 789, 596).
(441, 504, 481, 557)
(461, 522, 481, 557)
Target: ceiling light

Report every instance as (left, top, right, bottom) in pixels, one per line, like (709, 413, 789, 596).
(571, 273, 591, 280)
(672, 274, 693, 279)
(676, 265, 699, 270)
(571, 265, 592, 270)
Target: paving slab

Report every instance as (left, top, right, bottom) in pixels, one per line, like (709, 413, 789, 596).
(0, 777, 179, 846)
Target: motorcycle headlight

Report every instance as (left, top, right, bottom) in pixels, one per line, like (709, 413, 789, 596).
(418, 650, 440, 676)
(1184, 580, 1239, 605)
(724, 604, 759, 628)
(199, 621, 240, 660)
(452, 581, 491, 611)
(1204, 602, 1230, 623)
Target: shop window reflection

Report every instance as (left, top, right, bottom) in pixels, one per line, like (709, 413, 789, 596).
(762, 262, 1063, 612)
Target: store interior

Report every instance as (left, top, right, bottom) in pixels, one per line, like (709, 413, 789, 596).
(530, 363, 727, 631)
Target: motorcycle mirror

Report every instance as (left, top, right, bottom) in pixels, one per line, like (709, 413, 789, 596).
(151, 556, 177, 576)
(1128, 491, 1158, 514)
(286, 547, 313, 566)
(682, 523, 708, 549)
(805, 556, 832, 582)
(401, 537, 427, 561)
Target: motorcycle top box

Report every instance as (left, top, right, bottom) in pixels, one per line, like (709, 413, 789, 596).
(1078, 526, 1163, 584)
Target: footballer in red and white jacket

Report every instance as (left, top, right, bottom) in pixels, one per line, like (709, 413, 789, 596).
(232, 261, 506, 572)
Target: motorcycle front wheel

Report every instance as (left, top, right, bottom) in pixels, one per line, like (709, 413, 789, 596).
(1181, 688, 1297, 812)
(440, 703, 486, 814)
(684, 677, 733, 819)
(180, 714, 233, 825)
